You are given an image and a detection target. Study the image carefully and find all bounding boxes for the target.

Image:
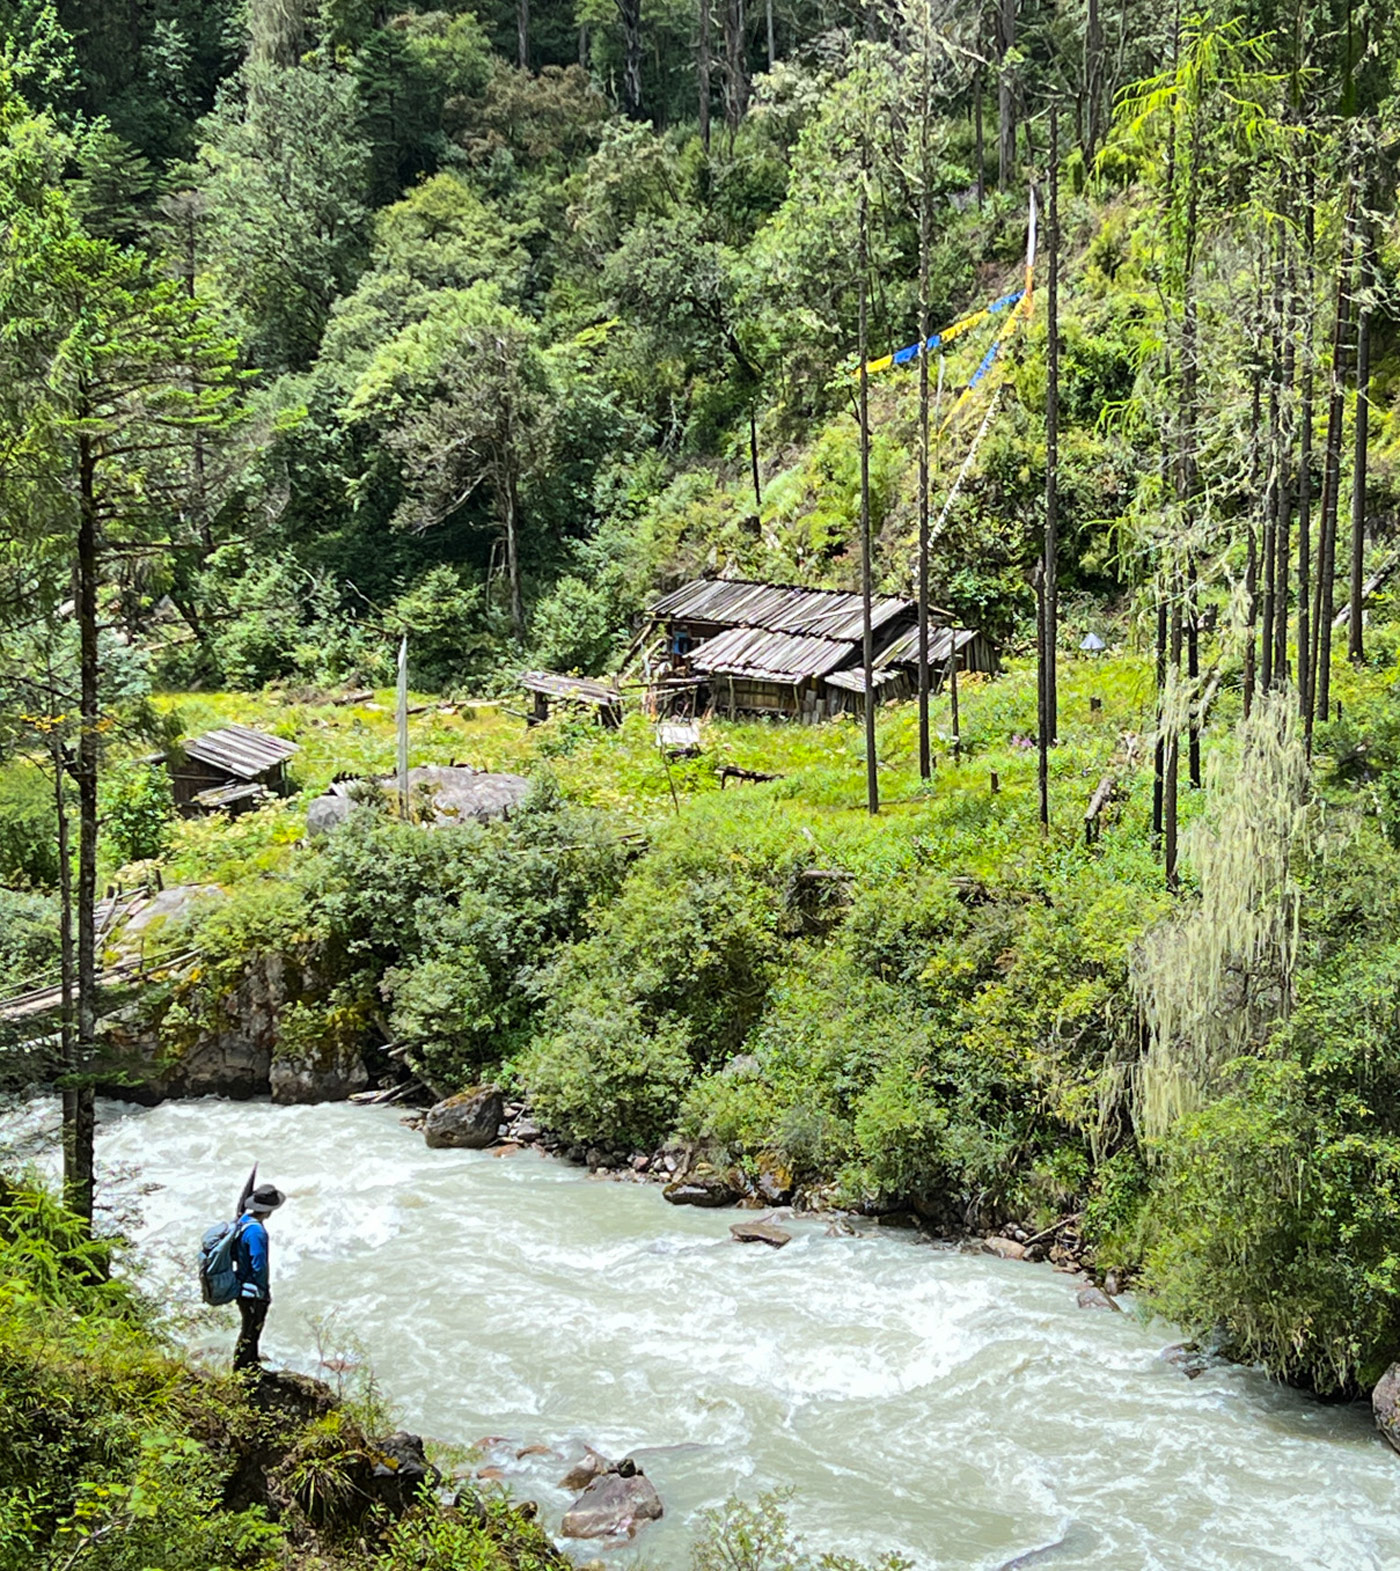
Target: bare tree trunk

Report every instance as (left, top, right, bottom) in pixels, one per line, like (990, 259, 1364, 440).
(974, 64, 985, 207)
(1273, 244, 1294, 690)
(697, 0, 711, 148)
(1152, 595, 1166, 842)
(995, 0, 1016, 185)
(1165, 585, 1182, 891)
(52, 737, 77, 1206)
(1243, 286, 1261, 718)
(1349, 221, 1371, 663)
(503, 471, 525, 642)
(617, 0, 643, 117)
(765, 0, 774, 68)
(1084, 0, 1104, 159)
(74, 433, 99, 1230)
(723, 0, 748, 130)
(917, 112, 932, 781)
(1298, 181, 1315, 732)
(1039, 104, 1060, 831)
(1187, 556, 1200, 786)
(1261, 302, 1281, 692)
(517, 0, 529, 69)
(858, 177, 878, 817)
(1313, 205, 1355, 725)
(579, 24, 589, 65)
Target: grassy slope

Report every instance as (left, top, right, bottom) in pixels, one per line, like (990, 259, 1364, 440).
(150, 649, 1179, 887)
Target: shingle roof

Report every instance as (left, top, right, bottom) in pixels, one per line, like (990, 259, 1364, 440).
(650, 578, 913, 642)
(182, 723, 298, 780)
(873, 624, 979, 670)
(689, 626, 855, 683)
(518, 671, 621, 707)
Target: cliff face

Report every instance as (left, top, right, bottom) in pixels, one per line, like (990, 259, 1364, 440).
(100, 949, 368, 1105)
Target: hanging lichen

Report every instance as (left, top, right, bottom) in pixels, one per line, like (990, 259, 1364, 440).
(1132, 689, 1312, 1144)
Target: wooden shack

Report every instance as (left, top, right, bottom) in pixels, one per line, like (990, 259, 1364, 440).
(518, 670, 622, 727)
(874, 623, 999, 683)
(170, 724, 298, 816)
(648, 578, 921, 655)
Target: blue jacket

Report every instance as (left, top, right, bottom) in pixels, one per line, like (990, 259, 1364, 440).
(233, 1216, 270, 1300)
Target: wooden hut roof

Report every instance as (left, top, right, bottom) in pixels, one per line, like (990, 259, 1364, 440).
(649, 578, 914, 642)
(518, 671, 620, 708)
(182, 723, 297, 780)
(689, 626, 854, 683)
(874, 624, 981, 670)
(823, 665, 908, 693)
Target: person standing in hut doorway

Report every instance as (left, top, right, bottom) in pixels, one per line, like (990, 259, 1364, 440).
(233, 1182, 285, 1373)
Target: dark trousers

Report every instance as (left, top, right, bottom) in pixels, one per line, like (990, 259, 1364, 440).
(234, 1296, 269, 1372)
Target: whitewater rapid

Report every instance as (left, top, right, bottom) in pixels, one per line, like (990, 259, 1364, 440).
(27, 1098, 1400, 1568)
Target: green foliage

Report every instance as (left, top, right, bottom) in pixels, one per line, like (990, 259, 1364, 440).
(690, 1490, 912, 1571)
(99, 760, 175, 867)
(0, 761, 58, 889)
(0, 885, 59, 992)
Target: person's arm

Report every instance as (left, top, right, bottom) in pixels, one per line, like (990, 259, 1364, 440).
(239, 1220, 269, 1299)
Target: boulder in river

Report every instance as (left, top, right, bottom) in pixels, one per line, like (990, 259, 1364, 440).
(730, 1219, 792, 1248)
(981, 1236, 1028, 1261)
(1076, 1284, 1122, 1312)
(424, 1085, 505, 1149)
(663, 1163, 739, 1208)
(559, 1446, 612, 1492)
(755, 1151, 794, 1204)
(1374, 1363, 1400, 1455)
(561, 1467, 663, 1539)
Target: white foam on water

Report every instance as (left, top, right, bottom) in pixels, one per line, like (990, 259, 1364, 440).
(11, 1095, 1400, 1571)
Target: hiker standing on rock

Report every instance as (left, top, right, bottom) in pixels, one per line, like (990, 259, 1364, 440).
(233, 1181, 285, 1372)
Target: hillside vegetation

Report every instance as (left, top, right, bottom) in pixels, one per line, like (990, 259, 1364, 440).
(4, 0, 1400, 1554)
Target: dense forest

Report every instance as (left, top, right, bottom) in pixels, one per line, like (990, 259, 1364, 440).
(3, 0, 1400, 1559)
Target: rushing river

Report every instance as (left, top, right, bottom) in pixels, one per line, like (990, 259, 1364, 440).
(21, 1097, 1400, 1568)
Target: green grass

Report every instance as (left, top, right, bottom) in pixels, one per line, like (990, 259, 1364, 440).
(123, 633, 1400, 892)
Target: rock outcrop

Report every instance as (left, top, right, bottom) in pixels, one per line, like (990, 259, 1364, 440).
(367, 1430, 442, 1514)
(424, 1085, 505, 1150)
(270, 1041, 368, 1104)
(662, 1163, 740, 1207)
(561, 1465, 663, 1539)
(1374, 1363, 1400, 1455)
(308, 767, 531, 835)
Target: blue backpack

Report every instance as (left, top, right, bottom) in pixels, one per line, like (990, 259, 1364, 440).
(199, 1216, 247, 1306)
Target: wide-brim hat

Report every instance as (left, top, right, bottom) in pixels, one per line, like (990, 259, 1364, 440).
(245, 1183, 286, 1213)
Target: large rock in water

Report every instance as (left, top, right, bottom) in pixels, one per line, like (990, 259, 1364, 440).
(270, 1040, 367, 1104)
(561, 1469, 663, 1539)
(663, 1163, 739, 1208)
(1374, 1363, 1400, 1454)
(424, 1085, 504, 1149)
(730, 1219, 792, 1248)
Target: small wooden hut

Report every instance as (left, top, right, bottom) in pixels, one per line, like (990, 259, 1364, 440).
(170, 724, 297, 816)
(518, 670, 622, 727)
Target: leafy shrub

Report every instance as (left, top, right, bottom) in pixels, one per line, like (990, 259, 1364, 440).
(523, 994, 693, 1151)
(99, 760, 175, 867)
(0, 887, 59, 994)
(0, 761, 59, 889)
(690, 1490, 912, 1571)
